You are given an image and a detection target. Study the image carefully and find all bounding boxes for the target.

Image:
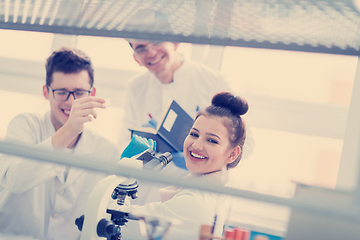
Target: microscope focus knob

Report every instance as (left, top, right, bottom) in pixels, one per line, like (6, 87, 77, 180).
(75, 215, 85, 231)
(97, 218, 121, 238)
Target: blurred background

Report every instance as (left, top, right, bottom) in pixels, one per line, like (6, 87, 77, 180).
(1, 28, 357, 200)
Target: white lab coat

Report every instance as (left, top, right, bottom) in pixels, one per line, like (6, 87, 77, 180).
(118, 54, 231, 152)
(0, 112, 120, 240)
(118, 54, 232, 205)
(118, 171, 231, 240)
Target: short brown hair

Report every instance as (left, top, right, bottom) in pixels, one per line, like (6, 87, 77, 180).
(45, 47, 94, 87)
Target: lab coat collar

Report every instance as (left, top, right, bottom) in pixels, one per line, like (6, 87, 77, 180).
(172, 53, 188, 84)
(43, 112, 95, 186)
(149, 53, 186, 85)
(72, 127, 94, 156)
(173, 53, 199, 84)
(44, 111, 56, 135)
(44, 112, 68, 184)
(188, 170, 230, 185)
(159, 170, 230, 202)
(62, 127, 95, 186)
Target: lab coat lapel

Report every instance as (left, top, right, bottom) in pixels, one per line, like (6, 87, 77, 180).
(64, 129, 93, 185)
(45, 112, 67, 184)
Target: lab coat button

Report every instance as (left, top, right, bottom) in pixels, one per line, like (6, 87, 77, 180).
(58, 189, 65, 195)
(52, 213, 59, 219)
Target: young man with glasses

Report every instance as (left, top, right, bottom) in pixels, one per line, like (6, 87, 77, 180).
(0, 47, 119, 239)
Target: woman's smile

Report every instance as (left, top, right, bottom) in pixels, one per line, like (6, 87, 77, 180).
(184, 115, 234, 174)
(189, 151, 207, 162)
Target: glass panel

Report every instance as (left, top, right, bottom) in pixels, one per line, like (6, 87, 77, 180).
(225, 195, 290, 240)
(0, 90, 49, 141)
(228, 127, 343, 197)
(0, 29, 53, 61)
(76, 36, 192, 70)
(76, 36, 143, 71)
(177, 42, 192, 60)
(221, 47, 358, 106)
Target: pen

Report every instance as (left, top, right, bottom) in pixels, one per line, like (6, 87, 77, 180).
(148, 113, 157, 129)
(211, 214, 217, 235)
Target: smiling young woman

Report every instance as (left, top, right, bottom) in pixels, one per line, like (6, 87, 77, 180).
(119, 91, 249, 240)
(184, 92, 248, 174)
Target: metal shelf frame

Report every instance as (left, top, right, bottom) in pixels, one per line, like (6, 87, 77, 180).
(1, 0, 360, 56)
(0, 141, 359, 222)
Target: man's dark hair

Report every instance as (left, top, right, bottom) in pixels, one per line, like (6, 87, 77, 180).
(45, 47, 94, 87)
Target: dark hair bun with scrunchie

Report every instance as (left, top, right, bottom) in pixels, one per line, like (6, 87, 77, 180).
(212, 92, 248, 116)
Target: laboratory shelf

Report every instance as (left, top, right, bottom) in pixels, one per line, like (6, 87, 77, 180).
(0, 0, 360, 55)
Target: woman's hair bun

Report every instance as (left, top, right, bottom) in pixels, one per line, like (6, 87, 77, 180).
(211, 92, 248, 116)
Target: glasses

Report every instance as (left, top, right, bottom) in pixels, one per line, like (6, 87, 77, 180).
(47, 85, 92, 101)
(133, 41, 165, 55)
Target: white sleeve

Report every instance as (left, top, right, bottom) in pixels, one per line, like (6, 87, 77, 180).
(120, 189, 215, 240)
(0, 114, 65, 194)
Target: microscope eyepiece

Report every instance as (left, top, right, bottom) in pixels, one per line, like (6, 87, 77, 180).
(143, 151, 173, 171)
(157, 152, 173, 166)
